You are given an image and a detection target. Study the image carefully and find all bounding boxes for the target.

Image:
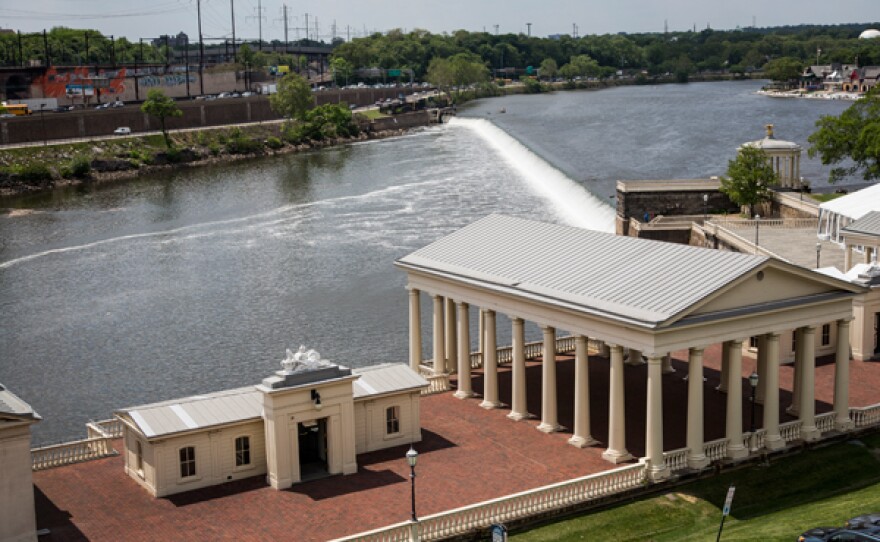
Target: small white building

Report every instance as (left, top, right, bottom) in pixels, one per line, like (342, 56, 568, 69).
(115, 348, 427, 497)
(741, 125, 804, 190)
(0, 383, 41, 542)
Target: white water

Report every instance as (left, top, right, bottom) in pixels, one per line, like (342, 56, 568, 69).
(450, 117, 616, 232)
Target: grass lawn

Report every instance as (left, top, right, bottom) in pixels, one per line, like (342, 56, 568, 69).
(809, 193, 846, 203)
(513, 432, 880, 542)
(358, 109, 388, 120)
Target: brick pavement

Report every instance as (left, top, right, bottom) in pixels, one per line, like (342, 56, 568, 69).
(33, 347, 880, 541)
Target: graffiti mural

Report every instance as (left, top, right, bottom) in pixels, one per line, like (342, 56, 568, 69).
(36, 66, 127, 99)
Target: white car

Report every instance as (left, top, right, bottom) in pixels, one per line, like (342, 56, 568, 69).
(113, 127, 132, 135)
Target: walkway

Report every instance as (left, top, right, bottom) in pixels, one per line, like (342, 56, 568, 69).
(33, 348, 880, 541)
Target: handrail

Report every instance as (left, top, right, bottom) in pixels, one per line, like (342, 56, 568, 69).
(662, 448, 689, 473)
(32, 436, 117, 471)
(851, 404, 880, 428)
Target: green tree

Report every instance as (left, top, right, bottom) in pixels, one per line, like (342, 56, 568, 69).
(720, 145, 779, 216)
(330, 57, 354, 87)
(762, 56, 803, 86)
(808, 88, 880, 182)
(140, 89, 182, 149)
(539, 58, 558, 80)
(269, 73, 314, 121)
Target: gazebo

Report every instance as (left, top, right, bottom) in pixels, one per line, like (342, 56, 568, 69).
(741, 124, 804, 190)
(396, 214, 863, 481)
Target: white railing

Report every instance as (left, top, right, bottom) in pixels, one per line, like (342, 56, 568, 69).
(779, 420, 802, 443)
(851, 404, 880, 428)
(814, 412, 836, 434)
(465, 336, 578, 370)
(419, 371, 450, 395)
(662, 448, 689, 473)
(330, 463, 646, 542)
(743, 429, 766, 451)
(710, 217, 818, 229)
(703, 438, 728, 462)
(86, 418, 124, 439)
(705, 222, 783, 259)
(32, 436, 117, 471)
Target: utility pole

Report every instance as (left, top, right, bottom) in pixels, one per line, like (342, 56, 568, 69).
(346, 25, 351, 41)
(494, 24, 499, 35)
(197, 0, 205, 95)
(305, 13, 310, 42)
(247, 0, 265, 50)
(230, 0, 236, 61)
(526, 22, 531, 36)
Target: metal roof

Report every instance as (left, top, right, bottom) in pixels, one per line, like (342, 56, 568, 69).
(0, 382, 40, 421)
(396, 214, 769, 327)
(352, 364, 428, 399)
(819, 183, 880, 219)
(842, 210, 880, 237)
(118, 387, 263, 439)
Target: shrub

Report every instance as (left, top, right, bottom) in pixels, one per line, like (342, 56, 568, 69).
(70, 156, 91, 177)
(225, 135, 264, 155)
(266, 136, 284, 150)
(208, 142, 221, 156)
(14, 163, 52, 182)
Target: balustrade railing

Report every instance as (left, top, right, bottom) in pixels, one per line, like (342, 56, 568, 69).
(662, 448, 689, 473)
(86, 418, 124, 439)
(779, 420, 802, 443)
(466, 336, 578, 370)
(32, 436, 117, 471)
(330, 463, 646, 542)
(419, 371, 450, 395)
(814, 412, 836, 434)
(703, 438, 728, 462)
(851, 404, 880, 428)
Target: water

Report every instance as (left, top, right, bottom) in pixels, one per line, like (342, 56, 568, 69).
(0, 80, 853, 444)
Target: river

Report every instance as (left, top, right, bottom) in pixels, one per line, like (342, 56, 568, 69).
(0, 80, 854, 444)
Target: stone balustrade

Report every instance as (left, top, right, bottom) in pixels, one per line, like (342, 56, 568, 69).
(662, 448, 689, 472)
(466, 336, 578, 369)
(703, 438, 728, 461)
(32, 436, 117, 471)
(779, 420, 802, 443)
(852, 404, 880, 427)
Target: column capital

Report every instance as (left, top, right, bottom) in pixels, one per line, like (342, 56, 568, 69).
(406, 286, 420, 293)
(765, 332, 780, 341)
(455, 300, 469, 308)
(646, 354, 663, 364)
(509, 315, 524, 324)
(837, 317, 853, 326)
(727, 339, 743, 348)
(539, 323, 555, 332)
(688, 346, 704, 355)
(431, 293, 444, 301)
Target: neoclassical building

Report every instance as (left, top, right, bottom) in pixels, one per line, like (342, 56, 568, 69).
(741, 125, 804, 190)
(115, 348, 427, 497)
(0, 383, 40, 542)
(396, 214, 863, 480)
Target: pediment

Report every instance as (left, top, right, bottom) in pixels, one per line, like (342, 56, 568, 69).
(669, 261, 864, 325)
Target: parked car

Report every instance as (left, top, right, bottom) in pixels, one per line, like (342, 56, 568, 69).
(847, 514, 880, 530)
(241, 91, 255, 97)
(111, 100, 124, 108)
(52, 106, 73, 113)
(113, 127, 132, 135)
(800, 527, 880, 541)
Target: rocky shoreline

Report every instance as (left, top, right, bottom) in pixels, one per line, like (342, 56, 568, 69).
(0, 127, 416, 201)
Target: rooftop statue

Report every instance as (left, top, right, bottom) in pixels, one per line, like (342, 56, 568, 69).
(280, 345, 328, 374)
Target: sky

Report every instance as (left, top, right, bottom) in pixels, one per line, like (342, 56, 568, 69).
(2, 0, 878, 43)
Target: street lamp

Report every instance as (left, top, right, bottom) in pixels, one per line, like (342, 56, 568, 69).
(406, 446, 418, 522)
(816, 242, 822, 268)
(754, 214, 760, 253)
(702, 193, 708, 224)
(749, 371, 759, 452)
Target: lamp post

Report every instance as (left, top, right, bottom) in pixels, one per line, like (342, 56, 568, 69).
(703, 193, 708, 224)
(754, 214, 760, 253)
(749, 371, 759, 452)
(406, 446, 418, 522)
(816, 242, 822, 268)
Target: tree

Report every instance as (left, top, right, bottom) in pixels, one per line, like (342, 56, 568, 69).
(720, 145, 779, 216)
(330, 57, 354, 87)
(269, 73, 314, 121)
(808, 88, 880, 183)
(140, 89, 182, 149)
(762, 56, 803, 86)
(539, 58, 558, 80)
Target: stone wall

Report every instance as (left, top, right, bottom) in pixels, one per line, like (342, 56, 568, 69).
(615, 179, 739, 235)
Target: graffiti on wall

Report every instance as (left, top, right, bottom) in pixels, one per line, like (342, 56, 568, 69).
(140, 74, 197, 87)
(35, 67, 128, 98)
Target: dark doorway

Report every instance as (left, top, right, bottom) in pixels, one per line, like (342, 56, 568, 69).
(874, 313, 880, 355)
(298, 418, 328, 481)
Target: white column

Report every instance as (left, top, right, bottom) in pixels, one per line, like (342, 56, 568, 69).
(763, 333, 784, 450)
(787, 329, 802, 416)
(603, 345, 632, 463)
(625, 348, 644, 366)
(686, 347, 709, 469)
(454, 302, 473, 399)
(508, 317, 528, 420)
(444, 297, 457, 374)
(725, 340, 748, 459)
(834, 319, 854, 431)
(799, 326, 820, 441)
(478, 309, 485, 358)
(716, 341, 729, 392)
(756, 335, 767, 404)
(661, 353, 675, 374)
(480, 309, 501, 409)
(431, 294, 445, 377)
(569, 335, 596, 447)
(408, 288, 421, 372)
(845, 243, 853, 272)
(537, 325, 562, 432)
(646, 354, 669, 481)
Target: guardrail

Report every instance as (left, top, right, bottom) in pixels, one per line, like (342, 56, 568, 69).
(329, 463, 646, 542)
(32, 436, 117, 471)
(466, 336, 578, 370)
(851, 404, 880, 427)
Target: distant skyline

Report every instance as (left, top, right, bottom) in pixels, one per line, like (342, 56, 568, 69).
(2, 0, 878, 43)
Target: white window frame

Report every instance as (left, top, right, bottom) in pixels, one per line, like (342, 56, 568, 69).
(179, 446, 197, 480)
(385, 405, 401, 436)
(234, 435, 253, 471)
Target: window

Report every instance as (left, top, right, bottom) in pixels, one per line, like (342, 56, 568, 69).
(749, 336, 758, 348)
(822, 324, 831, 346)
(792, 331, 797, 352)
(235, 436, 251, 467)
(135, 440, 144, 475)
(386, 406, 400, 435)
(179, 446, 196, 478)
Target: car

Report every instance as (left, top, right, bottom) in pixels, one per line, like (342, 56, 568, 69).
(847, 514, 880, 530)
(111, 100, 124, 108)
(53, 106, 72, 113)
(241, 91, 255, 97)
(113, 127, 132, 135)
(217, 92, 232, 99)
(0, 113, 16, 118)
(800, 527, 880, 541)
